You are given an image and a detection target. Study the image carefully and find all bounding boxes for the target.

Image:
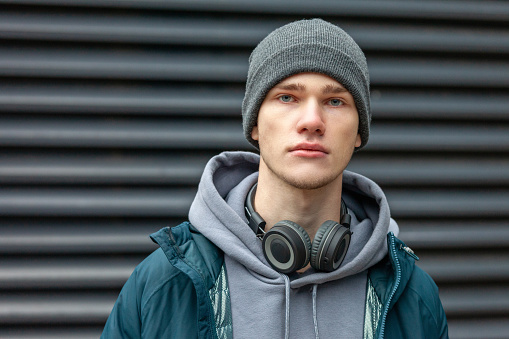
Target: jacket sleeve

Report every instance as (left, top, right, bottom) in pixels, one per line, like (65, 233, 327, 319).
(101, 268, 142, 339)
(435, 289, 449, 339)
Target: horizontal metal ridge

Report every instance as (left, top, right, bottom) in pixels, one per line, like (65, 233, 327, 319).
(371, 90, 509, 120)
(0, 48, 248, 81)
(1, 220, 505, 255)
(1, 86, 508, 121)
(0, 258, 139, 289)
(0, 187, 508, 218)
(0, 217, 166, 253)
(0, 292, 116, 324)
(1, 13, 509, 53)
(0, 13, 273, 47)
(387, 190, 509, 217)
(417, 254, 509, 282)
(0, 85, 243, 115)
(0, 224, 159, 254)
(2, 118, 508, 152)
(1, 154, 509, 186)
(448, 319, 509, 339)
(440, 285, 509, 316)
(368, 58, 509, 87)
(348, 156, 509, 186)
(1, 0, 509, 22)
(399, 222, 509, 249)
(368, 123, 509, 152)
(0, 188, 195, 216)
(2, 254, 506, 289)
(0, 155, 208, 184)
(0, 329, 102, 339)
(0, 118, 249, 149)
(2, 49, 509, 87)
(1, 286, 507, 325)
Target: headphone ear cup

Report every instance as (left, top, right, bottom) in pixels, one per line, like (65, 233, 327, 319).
(310, 220, 351, 272)
(310, 220, 336, 270)
(262, 220, 311, 274)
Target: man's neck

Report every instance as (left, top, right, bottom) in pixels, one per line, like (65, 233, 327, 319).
(254, 172, 343, 242)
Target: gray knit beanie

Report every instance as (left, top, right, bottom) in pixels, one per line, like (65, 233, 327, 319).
(242, 18, 371, 150)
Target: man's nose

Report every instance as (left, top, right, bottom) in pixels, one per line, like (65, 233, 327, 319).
(296, 99, 326, 135)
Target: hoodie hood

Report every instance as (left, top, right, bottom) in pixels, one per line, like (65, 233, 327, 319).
(189, 151, 398, 282)
(189, 151, 280, 279)
(189, 151, 399, 338)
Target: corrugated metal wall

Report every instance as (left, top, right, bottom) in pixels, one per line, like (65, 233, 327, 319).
(0, 1, 508, 338)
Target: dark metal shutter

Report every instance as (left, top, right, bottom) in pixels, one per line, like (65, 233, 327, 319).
(1, 1, 508, 338)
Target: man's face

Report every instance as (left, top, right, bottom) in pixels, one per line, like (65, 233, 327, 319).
(252, 72, 361, 190)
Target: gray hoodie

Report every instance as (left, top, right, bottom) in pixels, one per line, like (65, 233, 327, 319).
(189, 151, 398, 339)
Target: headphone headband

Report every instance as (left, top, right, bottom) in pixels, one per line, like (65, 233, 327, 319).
(244, 183, 265, 236)
(245, 183, 350, 236)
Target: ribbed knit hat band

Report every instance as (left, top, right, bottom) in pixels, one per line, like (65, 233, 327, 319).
(242, 18, 371, 150)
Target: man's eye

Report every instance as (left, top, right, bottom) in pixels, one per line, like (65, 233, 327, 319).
(329, 99, 343, 106)
(279, 95, 293, 103)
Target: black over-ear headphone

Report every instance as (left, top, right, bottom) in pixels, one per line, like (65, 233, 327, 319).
(245, 183, 352, 274)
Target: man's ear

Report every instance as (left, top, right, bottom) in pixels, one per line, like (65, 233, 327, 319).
(355, 133, 361, 147)
(251, 125, 259, 141)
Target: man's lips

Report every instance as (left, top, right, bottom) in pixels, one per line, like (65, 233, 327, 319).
(289, 143, 329, 156)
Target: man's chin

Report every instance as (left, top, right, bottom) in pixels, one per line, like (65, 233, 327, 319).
(281, 172, 342, 191)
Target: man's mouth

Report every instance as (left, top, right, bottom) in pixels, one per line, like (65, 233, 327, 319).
(289, 143, 328, 157)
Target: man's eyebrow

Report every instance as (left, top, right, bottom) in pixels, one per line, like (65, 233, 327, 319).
(322, 84, 348, 94)
(274, 82, 348, 95)
(274, 83, 306, 91)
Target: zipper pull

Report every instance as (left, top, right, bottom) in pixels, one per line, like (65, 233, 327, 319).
(400, 244, 419, 261)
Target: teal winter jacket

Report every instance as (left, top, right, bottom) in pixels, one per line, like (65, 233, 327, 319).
(101, 222, 448, 339)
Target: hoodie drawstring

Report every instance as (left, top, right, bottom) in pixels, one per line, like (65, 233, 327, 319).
(282, 276, 320, 339)
(312, 284, 320, 339)
(282, 274, 290, 339)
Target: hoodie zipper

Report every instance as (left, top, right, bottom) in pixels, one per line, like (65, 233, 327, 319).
(377, 232, 401, 339)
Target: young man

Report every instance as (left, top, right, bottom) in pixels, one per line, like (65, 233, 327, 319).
(102, 19, 448, 338)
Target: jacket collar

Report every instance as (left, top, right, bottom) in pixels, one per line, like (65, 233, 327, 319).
(368, 232, 416, 311)
(150, 222, 224, 290)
